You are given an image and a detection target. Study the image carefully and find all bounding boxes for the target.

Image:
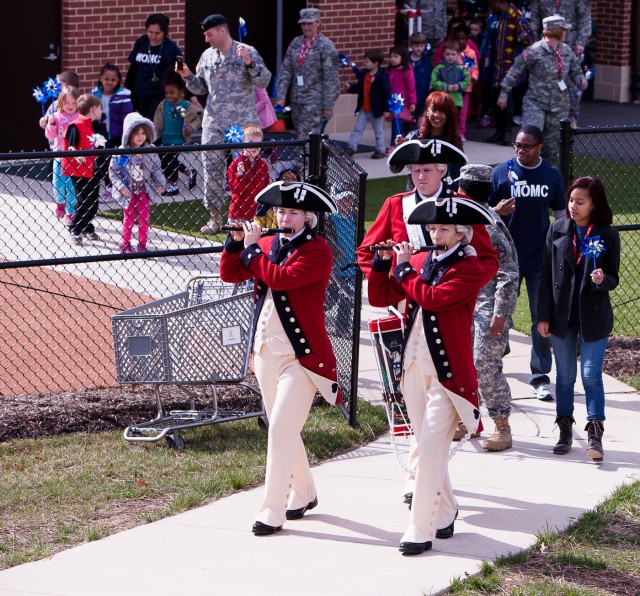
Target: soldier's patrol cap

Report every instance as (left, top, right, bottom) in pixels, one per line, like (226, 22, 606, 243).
(299, 8, 321, 23)
(455, 164, 494, 184)
(387, 139, 468, 173)
(542, 14, 572, 30)
(255, 180, 337, 213)
(200, 14, 227, 31)
(407, 194, 495, 225)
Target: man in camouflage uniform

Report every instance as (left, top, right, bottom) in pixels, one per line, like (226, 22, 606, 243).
(497, 15, 587, 164)
(275, 9, 340, 139)
(458, 165, 519, 451)
(177, 14, 271, 234)
(528, 0, 592, 124)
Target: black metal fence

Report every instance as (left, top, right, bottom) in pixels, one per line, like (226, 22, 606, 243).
(0, 135, 365, 425)
(559, 120, 640, 336)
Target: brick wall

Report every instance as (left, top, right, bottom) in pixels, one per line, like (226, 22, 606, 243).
(592, 0, 632, 68)
(62, 0, 185, 92)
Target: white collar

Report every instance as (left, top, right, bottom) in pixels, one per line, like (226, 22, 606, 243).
(516, 156, 543, 169)
(432, 242, 462, 262)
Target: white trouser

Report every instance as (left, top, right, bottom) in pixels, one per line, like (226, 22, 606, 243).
(400, 363, 459, 543)
(253, 346, 317, 527)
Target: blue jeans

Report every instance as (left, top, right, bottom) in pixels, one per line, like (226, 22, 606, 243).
(550, 327, 607, 421)
(52, 157, 76, 215)
(348, 110, 385, 153)
(520, 271, 552, 386)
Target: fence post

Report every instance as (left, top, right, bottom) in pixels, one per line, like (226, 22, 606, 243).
(559, 118, 572, 189)
(308, 132, 323, 179)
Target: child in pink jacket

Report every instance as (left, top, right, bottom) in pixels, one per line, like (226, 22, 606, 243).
(385, 45, 416, 152)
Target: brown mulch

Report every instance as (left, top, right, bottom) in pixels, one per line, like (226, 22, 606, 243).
(0, 338, 638, 444)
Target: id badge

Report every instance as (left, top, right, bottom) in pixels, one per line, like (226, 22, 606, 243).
(557, 80, 567, 91)
(297, 75, 304, 86)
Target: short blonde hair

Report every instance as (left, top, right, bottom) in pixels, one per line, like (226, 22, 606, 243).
(243, 124, 263, 140)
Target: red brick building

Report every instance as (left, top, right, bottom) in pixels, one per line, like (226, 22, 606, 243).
(4, 0, 637, 151)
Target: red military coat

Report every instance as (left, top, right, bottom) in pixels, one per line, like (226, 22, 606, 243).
(220, 229, 341, 405)
(357, 189, 498, 286)
(367, 246, 486, 431)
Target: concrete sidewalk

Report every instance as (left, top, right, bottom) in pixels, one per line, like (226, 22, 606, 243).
(1, 295, 638, 595)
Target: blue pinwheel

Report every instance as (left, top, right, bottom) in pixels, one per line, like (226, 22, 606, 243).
(238, 17, 247, 42)
(581, 235, 606, 288)
(388, 93, 405, 140)
(33, 86, 48, 116)
(44, 77, 61, 100)
(338, 53, 350, 88)
(224, 125, 244, 144)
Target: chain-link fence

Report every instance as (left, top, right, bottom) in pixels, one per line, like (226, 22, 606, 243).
(559, 120, 640, 336)
(0, 136, 365, 425)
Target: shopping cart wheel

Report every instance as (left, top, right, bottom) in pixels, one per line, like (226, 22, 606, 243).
(258, 416, 268, 429)
(165, 433, 185, 449)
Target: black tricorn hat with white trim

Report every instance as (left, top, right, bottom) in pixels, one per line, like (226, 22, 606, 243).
(387, 139, 468, 173)
(407, 194, 494, 225)
(254, 180, 337, 213)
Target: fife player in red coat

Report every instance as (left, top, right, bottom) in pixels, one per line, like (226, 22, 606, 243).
(220, 180, 340, 536)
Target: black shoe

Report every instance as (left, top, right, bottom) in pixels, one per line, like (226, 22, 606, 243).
(345, 147, 355, 156)
(403, 492, 413, 506)
(399, 541, 432, 555)
(286, 496, 318, 520)
(371, 151, 386, 159)
(164, 185, 180, 196)
(252, 521, 282, 536)
(188, 170, 198, 190)
(435, 510, 458, 539)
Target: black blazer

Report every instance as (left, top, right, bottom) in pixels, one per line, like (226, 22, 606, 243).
(537, 218, 620, 342)
(348, 65, 392, 119)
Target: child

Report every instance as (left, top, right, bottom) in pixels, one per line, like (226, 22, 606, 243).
(254, 161, 302, 228)
(345, 49, 392, 159)
(430, 41, 470, 111)
(468, 17, 486, 123)
(62, 94, 106, 246)
(45, 86, 80, 225)
(91, 63, 134, 147)
(385, 45, 416, 150)
(109, 112, 166, 253)
(537, 176, 620, 462)
(153, 72, 202, 195)
(367, 195, 495, 555)
(409, 33, 432, 124)
(226, 125, 270, 223)
(453, 25, 479, 143)
(39, 71, 81, 143)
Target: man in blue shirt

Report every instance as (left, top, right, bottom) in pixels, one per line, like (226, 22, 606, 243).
(489, 125, 565, 401)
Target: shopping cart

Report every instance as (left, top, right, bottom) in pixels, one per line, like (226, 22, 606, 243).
(112, 274, 266, 448)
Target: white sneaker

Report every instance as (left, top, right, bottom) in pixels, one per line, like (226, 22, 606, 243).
(531, 383, 555, 401)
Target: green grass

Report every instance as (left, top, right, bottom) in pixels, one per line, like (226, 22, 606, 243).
(448, 480, 640, 595)
(0, 401, 388, 570)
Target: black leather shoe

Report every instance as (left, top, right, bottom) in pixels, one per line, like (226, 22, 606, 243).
(435, 510, 458, 539)
(286, 496, 318, 520)
(188, 170, 198, 190)
(252, 521, 282, 536)
(403, 492, 413, 506)
(399, 541, 432, 555)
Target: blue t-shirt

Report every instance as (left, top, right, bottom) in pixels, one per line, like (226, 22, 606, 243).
(489, 157, 565, 274)
(162, 99, 190, 145)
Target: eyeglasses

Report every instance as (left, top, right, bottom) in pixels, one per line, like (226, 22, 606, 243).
(513, 142, 539, 151)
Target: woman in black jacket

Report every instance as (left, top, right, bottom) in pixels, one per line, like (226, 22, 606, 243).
(537, 176, 620, 461)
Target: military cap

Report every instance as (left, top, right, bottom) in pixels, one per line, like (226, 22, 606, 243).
(201, 14, 227, 31)
(455, 164, 494, 183)
(255, 181, 337, 213)
(299, 8, 321, 23)
(407, 194, 494, 225)
(387, 139, 467, 173)
(542, 14, 572, 30)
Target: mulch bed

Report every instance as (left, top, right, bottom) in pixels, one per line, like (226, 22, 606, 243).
(0, 338, 637, 443)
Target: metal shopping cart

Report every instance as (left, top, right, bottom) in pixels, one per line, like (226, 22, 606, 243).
(112, 274, 266, 448)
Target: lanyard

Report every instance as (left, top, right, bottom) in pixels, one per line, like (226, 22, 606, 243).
(556, 45, 563, 80)
(573, 224, 593, 265)
(298, 36, 316, 70)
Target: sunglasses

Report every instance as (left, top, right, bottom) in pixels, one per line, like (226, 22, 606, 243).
(513, 142, 539, 151)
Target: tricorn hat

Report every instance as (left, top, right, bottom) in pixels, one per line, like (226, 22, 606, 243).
(201, 14, 227, 31)
(407, 194, 494, 225)
(387, 139, 467, 173)
(542, 14, 572, 30)
(255, 181, 337, 213)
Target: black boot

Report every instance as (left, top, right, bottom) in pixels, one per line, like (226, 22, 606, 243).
(553, 416, 575, 455)
(585, 420, 604, 461)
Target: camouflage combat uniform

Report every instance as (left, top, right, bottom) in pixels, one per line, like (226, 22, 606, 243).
(275, 33, 340, 139)
(499, 39, 585, 164)
(185, 41, 271, 212)
(473, 212, 519, 419)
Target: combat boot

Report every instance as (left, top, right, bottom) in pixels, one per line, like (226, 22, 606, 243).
(482, 417, 512, 451)
(585, 420, 604, 462)
(553, 415, 575, 455)
(200, 209, 223, 235)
